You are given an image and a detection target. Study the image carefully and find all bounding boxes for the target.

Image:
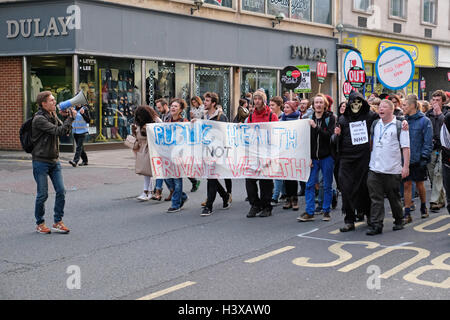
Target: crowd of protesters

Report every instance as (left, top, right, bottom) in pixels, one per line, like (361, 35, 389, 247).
(129, 88, 450, 236)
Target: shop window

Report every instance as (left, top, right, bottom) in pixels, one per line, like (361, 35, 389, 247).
(291, 0, 312, 21)
(195, 65, 230, 118)
(145, 61, 190, 113)
(241, 68, 277, 101)
(242, 0, 265, 13)
(84, 57, 141, 143)
(268, 0, 290, 17)
(205, 0, 233, 8)
(29, 55, 73, 144)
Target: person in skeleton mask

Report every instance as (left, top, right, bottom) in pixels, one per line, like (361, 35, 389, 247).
(333, 91, 379, 232)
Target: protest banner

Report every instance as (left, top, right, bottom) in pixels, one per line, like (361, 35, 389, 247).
(146, 119, 311, 181)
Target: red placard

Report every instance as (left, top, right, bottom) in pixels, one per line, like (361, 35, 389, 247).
(343, 81, 356, 98)
(347, 67, 366, 88)
(317, 62, 328, 79)
(420, 80, 426, 90)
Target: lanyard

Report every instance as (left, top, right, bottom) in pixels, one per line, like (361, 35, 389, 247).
(378, 122, 394, 143)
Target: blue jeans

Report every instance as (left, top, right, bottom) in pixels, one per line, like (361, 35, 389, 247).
(272, 180, 285, 201)
(166, 178, 187, 209)
(32, 161, 66, 225)
(305, 156, 334, 215)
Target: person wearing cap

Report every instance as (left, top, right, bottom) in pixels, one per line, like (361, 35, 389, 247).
(245, 90, 278, 218)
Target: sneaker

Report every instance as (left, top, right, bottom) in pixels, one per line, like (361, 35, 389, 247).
(137, 192, 150, 201)
(315, 206, 323, 214)
(259, 207, 272, 217)
(393, 223, 404, 231)
(167, 207, 181, 213)
(52, 221, 70, 234)
(410, 203, 416, 211)
(36, 223, 51, 234)
(430, 203, 443, 212)
(78, 162, 88, 166)
(322, 212, 331, 221)
(421, 207, 429, 219)
(247, 206, 261, 218)
(201, 207, 213, 216)
(222, 193, 231, 210)
(68, 160, 77, 167)
(271, 199, 279, 206)
(191, 180, 200, 192)
(180, 195, 189, 209)
(403, 214, 413, 224)
(297, 212, 314, 222)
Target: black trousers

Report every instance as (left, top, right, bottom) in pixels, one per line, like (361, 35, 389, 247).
(73, 133, 88, 164)
(206, 179, 228, 210)
(285, 180, 298, 197)
(245, 178, 273, 210)
(367, 171, 403, 228)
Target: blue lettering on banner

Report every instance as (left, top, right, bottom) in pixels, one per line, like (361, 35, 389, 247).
(153, 122, 212, 146)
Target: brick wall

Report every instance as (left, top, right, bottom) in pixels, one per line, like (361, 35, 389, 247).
(0, 57, 23, 150)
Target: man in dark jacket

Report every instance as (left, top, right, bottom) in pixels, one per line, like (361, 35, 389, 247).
(298, 94, 336, 222)
(402, 94, 433, 224)
(440, 112, 450, 215)
(32, 91, 76, 234)
(333, 91, 379, 232)
(200, 92, 232, 216)
(425, 90, 447, 211)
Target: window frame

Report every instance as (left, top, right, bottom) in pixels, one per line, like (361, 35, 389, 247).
(388, 0, 408, 21)
(352, 0, 373, 15)
(169, 0, 237, 12)
(421, 0, 438, 26)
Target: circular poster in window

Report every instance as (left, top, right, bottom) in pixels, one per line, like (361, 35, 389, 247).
(375, 47, 415, 90)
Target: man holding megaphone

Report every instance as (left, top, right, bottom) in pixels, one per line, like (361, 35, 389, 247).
(32, 91, 81, 234)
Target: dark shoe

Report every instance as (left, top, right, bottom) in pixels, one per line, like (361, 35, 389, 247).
(340, 223, 355, 232)
(271, 199, 279, 206)
(78, 162, 88, 166)
(430, 203, 443, 212)
(280, 195, 287, 201)
(222, 193, 231, 210)
(322, 212, 331, 221)
(180, 196, 189, 209)
(297, 212, 314, 222)
(315, 206, 323, 214)
(366, 227, 383, 236)
(403, 214, 413, 224)
(191, 180, 200, 192)
(292, 198, 299, 211)
(164, 189, 174, 201)
(201, 207, 213, 216)
(247, 206, 261, 218)
(283, 199, 292, 210)
(69, 160, 77, 167)
(259, 207, 272, 217)
(167, 207, 180, 213)
(421, 207, 429, 219)
(393, 223, 404, 231)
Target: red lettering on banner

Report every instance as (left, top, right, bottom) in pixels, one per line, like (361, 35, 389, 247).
(207, 160, 219, 178)
(162, 158, 174, 177)
(227, 157, 247, 177)
(292, 158, 306, 179)
(174, 156, 193, 177)
(192, 160, 205, 177)
(151, 157, 163, 177)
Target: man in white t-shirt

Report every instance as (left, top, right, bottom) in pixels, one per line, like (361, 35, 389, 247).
(366, 99, 410, 235)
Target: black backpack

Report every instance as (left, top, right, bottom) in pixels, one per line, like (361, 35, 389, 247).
(19, 116, 34, 153)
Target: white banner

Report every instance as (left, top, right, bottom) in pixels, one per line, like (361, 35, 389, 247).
(146, 119, 311, 181)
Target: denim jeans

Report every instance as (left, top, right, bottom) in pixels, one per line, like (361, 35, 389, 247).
(32, 161, 66, 225)
(272, 180, 285, 201)
(305, 156, 334, 215)
(166, 178, 187, 209)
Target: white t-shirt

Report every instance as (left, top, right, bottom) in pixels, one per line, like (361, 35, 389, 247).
(369, 117, 410, 175)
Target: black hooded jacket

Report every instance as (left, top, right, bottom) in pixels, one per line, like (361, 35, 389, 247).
(337, 91, 379, 159)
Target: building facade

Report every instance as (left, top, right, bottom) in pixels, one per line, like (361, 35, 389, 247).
(0, 0, 338, 150)
(338, 0, 450, 100)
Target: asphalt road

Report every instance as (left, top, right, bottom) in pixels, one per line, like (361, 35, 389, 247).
(0, 157, 449, 300)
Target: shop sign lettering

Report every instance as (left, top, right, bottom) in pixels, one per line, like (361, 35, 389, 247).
(291, 45, 327, 61)
(6, 5, 81, 39)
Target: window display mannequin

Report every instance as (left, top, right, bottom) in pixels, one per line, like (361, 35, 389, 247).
(146, 69, 159, 105)
(30, 72, 43, 102)
(158, 70, 170, 98)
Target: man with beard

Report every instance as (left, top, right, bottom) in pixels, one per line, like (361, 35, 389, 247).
(333, 91, 379, 232)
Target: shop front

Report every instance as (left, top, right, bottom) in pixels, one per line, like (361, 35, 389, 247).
(343, 35, 437, 99)
(0, 0, 336, 150)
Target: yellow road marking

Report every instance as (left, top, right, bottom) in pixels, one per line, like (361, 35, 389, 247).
(137, 281, 196, 300)
(245, 246, 295, 263)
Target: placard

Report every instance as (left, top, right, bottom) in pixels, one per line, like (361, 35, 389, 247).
(294, 65, 311, 94)
(280, 66, 302, 90)
(343, 50, 364, 81)
(343, 80, 356, 99)
(347, 66, 366, 88)
(375, 46, 415, 90)
(349, 120, 368, 145)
